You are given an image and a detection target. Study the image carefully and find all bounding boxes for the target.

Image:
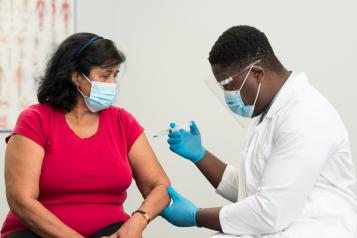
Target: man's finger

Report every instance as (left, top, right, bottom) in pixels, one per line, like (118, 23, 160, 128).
(167, 186, 185, 201)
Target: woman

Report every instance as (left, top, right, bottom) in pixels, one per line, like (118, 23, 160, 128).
(1, 33, 170, 238)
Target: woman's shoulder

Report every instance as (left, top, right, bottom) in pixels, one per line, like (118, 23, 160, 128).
(105, 106, 143, 130)
(24, 102, 55, 111)
(106, 105, 123, 113)
(7, 103, 55, 145)
(105, 106, 144, 150)
(20, 103, 57, 120)
(106, 105, 135, 119)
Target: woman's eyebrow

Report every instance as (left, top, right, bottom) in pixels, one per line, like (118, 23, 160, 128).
(103, 68, 119, 74)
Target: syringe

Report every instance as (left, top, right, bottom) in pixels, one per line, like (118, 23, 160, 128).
(153, 122, 192, 138)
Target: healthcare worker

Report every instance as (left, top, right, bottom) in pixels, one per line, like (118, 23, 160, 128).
(160, 25, 357, 238)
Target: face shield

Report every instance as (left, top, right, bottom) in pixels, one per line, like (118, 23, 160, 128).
(204, 59, 262, 128)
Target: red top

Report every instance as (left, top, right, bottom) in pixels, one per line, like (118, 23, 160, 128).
(1, 104, 144, 238)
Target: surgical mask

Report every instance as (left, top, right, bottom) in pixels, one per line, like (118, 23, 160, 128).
(223, 66, 261, 118)
(77, 73, 117, 112)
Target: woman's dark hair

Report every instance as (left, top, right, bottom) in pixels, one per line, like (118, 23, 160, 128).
(208, 25, 283, 72)
(37, 32, 125, 111)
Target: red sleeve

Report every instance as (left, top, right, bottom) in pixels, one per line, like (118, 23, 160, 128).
(119, 108, 144, 152)
(5, 104, 49, 148)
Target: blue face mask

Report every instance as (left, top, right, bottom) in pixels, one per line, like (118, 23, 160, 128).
(223, 66, 261, 118)
(78, 74, 117, 112)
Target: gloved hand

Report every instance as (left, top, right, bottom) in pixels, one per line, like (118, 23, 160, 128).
(167, 121, 206, 163)
(160, 186, 199, 227)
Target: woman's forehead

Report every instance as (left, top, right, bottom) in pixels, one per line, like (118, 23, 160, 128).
(91, 65, 120, 73)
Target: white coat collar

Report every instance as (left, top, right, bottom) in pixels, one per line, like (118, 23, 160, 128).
(263, 71, 309, 120)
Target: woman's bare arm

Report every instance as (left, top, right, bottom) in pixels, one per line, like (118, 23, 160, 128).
(5, 135, 84, 238)
(129, 133, 171, 219)
(107, 133, 170, 238)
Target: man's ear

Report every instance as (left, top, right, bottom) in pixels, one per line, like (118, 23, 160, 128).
(71, 72, 81, 87)
(251, 66, 264, 84)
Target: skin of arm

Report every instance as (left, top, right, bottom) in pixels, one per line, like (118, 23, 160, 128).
(194, 150, 227, 189)
(5, 135, 85, 238)
(193, 151, 228, 232)
(107, 133, 171, 238)
(196, 207, 222, 232)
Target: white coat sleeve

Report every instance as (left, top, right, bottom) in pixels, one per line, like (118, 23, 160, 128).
(216, 165, 238, 202)
(219, 114, 337, 236)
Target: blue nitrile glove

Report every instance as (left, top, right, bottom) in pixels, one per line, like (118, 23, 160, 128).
(167, 121, 206, 163)
(160, 186, 199, 227)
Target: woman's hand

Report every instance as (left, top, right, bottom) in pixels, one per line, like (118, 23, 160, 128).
(102, 213, 147, 238)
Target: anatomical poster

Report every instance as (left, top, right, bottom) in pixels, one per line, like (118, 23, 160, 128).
(0, 0, 76, 131)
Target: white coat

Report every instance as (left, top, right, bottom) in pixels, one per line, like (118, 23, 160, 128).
(212, 72, 357, 238)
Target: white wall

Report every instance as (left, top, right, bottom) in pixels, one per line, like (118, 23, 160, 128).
(1, 1, 357, 237)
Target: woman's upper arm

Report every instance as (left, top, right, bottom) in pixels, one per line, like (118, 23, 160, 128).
(5, 134, 45, 207)
(128, 133, 170, 197)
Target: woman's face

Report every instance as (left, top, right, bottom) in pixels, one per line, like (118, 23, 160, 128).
(77, 64, 120, 97)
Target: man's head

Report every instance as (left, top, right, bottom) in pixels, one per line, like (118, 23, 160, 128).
(209, 25, 283, 71)
(209, 25, 288, 117)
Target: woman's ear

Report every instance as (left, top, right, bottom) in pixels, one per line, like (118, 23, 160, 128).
(71, 72, 81, 87)
(252, 66, 264, 84)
